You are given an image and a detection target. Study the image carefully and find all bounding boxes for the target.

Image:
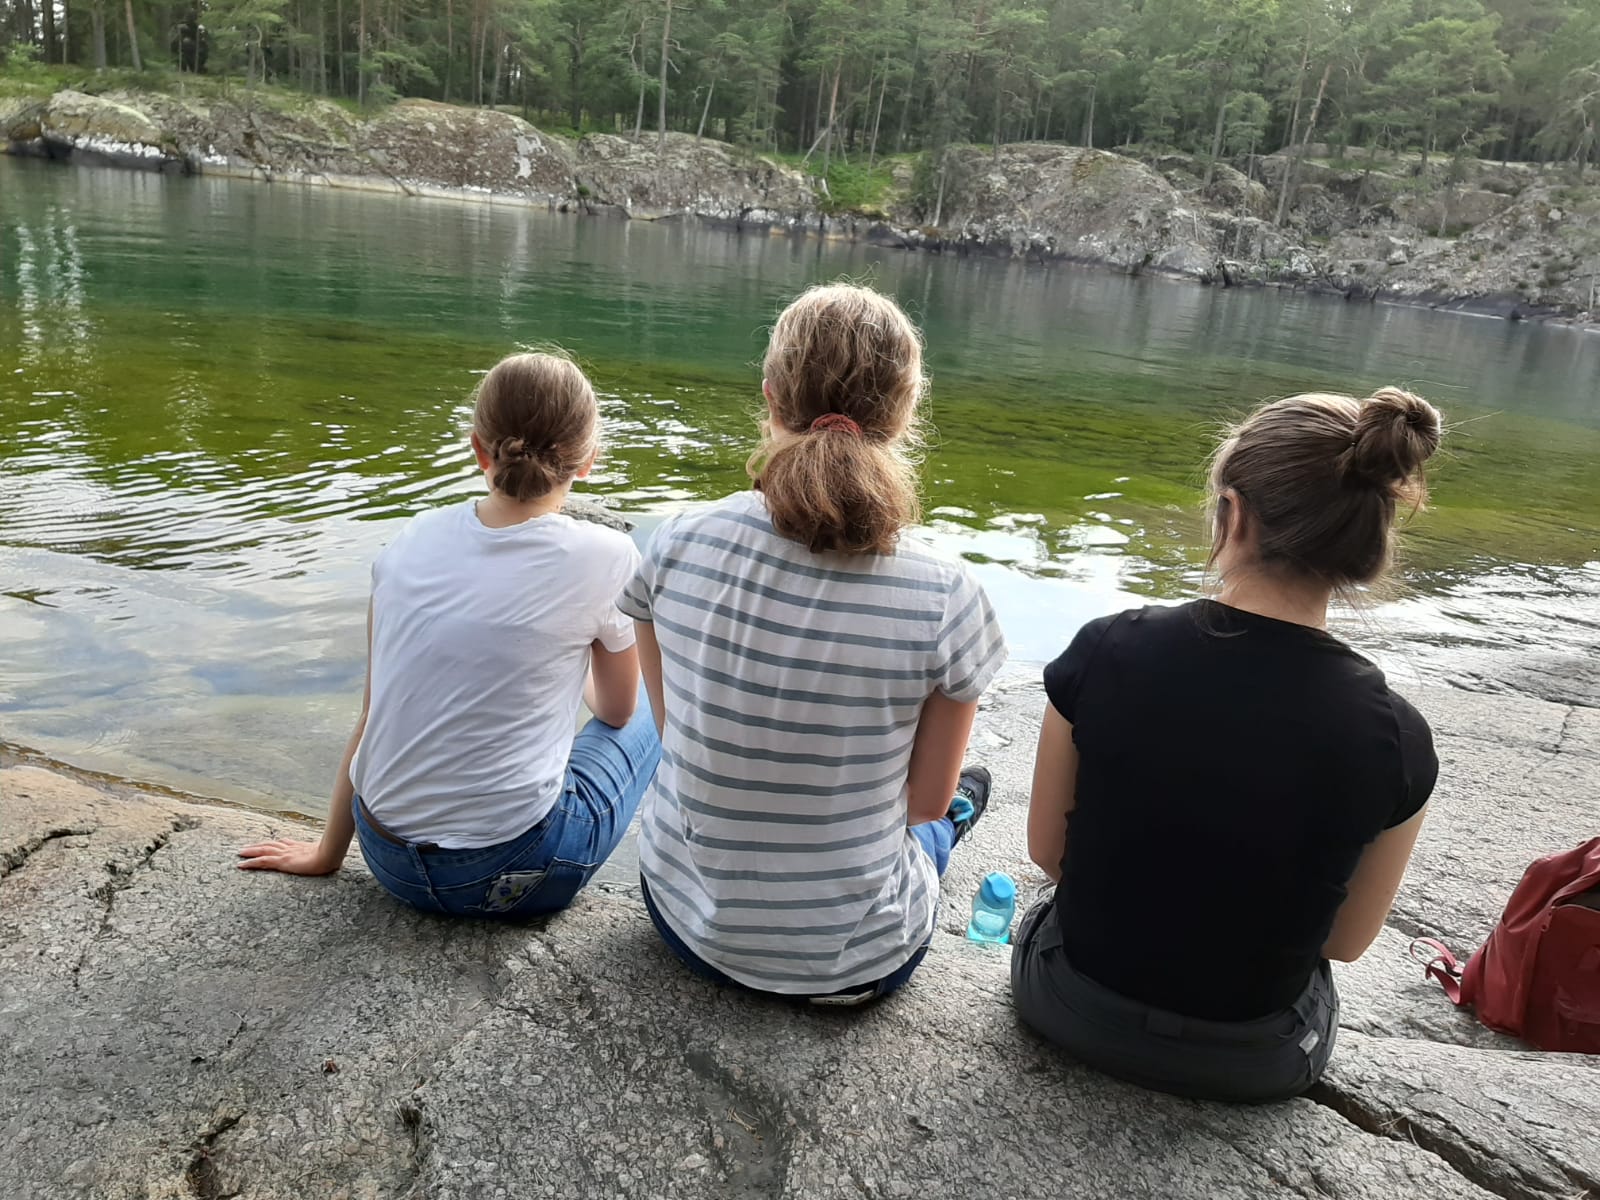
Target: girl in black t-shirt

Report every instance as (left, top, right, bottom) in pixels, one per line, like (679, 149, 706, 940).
(1013, 387, 1443, 1104)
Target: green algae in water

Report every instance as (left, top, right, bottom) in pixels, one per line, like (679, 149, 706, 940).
(2, 155, 1599, 809)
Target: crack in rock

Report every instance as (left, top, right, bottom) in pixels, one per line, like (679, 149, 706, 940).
(390, 1097, 429, 1200)
(1306, 1081, 1596, 1200)
(1534, 705, 1581, 773)
(0, 826, 95, 879)
(184, 1108, 245, 1200)
(682, 1049, 791, 1199)
(71, 816, 197, 991)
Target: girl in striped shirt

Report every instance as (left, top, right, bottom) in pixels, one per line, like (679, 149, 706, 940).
(620, 284, 1007, 1004)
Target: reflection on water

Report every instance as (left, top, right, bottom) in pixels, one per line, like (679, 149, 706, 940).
(1, 155, 1597, 814)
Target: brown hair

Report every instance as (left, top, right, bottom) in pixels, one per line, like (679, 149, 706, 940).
(472, 352, 599, 502)
(1208, 386, 1443, 591)
(749, 284, 926, 555)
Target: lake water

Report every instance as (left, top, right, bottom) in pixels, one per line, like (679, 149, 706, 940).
(3, 155, 1598, 815)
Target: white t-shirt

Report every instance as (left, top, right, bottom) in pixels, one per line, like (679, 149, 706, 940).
(350, 499, 639, 849)
(619, 491, 1008, 994)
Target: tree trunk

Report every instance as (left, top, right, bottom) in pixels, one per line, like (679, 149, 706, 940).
(42, 0, 56, 65)
(122, 0, 140, 68)
(1272, 35, 1311, 227)
(868, 70, 887, 169)
(932, 151, 948, 227)
(1274, 61, 1331, 226)
(336, 0, 346, 97)
(315, 0, 326, 91)
(488, 28, 504, 107)
(632, 42, 646, 141)
(1082, 84, 1096, 148)
(443, 0, 453, 102)
(476, 6, 491, 106)
(821, 52, 842, 173)
(991, 72, 1002, 159)
(696, 69, 718, 141)
(91, 0, 107, 69)
(656, 0, 672, 155)
(1203, 88, 1228, 188)
(357, 0, 366, 105)
(566, 26, 584, 130)
(895, 30, 920, 152)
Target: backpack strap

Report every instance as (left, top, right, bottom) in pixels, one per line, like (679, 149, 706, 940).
(1409, 937, 1465, 1005)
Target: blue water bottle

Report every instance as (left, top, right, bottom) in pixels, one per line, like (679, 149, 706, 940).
(967, 871, 1017, 944)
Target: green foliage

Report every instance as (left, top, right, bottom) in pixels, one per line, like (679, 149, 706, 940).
(2, 0, 1596, 177)
(817, 159, 895, 215)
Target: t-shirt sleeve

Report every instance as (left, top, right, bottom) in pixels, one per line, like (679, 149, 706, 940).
(1388, 694, 1438, 828)
(1042, 615, 1116, 725)
(596, 538, 642, 653)
(617, 519, 669, 623)
(931, 569, 1008, 703)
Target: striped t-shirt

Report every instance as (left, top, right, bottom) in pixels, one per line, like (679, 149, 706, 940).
(618, 490, 1007, 994)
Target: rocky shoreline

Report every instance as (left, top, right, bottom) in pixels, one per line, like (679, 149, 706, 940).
(3, 675, 1598, 1198)
(4, 84, 1599, 325)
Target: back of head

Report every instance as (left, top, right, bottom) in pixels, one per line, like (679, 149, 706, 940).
(473, 352, 598, 503)
(1209, 386, 1443, 591)
(752, 284, 926, 555)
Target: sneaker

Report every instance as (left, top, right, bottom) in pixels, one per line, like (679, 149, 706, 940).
(947, 765, 992, 844)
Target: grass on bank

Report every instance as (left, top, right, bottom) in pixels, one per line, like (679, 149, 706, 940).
(765, 151, 909, 216)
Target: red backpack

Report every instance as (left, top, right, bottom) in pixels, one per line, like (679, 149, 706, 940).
(1412, 837, 1600, 1053)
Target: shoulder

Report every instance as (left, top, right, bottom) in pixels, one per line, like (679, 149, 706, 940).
(647, 492, 764, 551)
(1042, 603, 1191, 708)
(374, 501, 468, 566)
(550, 512, 639, 580)
(403, 501, 470, 539)
(1073, 601, 1195, 651)
(884, 529, 985, 593)
(555, 511, 636, 555)
(1387, 689, 1436, 756)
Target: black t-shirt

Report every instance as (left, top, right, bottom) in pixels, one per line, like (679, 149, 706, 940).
(1042, 600, 1437, 1021)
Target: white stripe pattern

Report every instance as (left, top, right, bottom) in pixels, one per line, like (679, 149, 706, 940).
(620, 491, 1007, 993)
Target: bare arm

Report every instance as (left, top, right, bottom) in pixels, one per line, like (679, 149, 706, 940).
(1026, 703, 1079, 882)
(905, 690, 980, 825)
(237, 601, 372, 876)
(587, 639, 640, 728)
(1322, 808, 1428, 961)
(635, 620, 665, 739)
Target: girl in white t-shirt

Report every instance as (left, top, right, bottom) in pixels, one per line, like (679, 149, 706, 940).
(619, 285, 1008, 1002)
(238, 353, 659, 919)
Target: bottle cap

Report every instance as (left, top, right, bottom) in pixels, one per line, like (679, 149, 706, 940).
(979, 871, 1016, 905)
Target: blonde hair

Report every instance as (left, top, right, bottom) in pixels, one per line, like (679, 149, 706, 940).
(472, 352, 598, 502)
(1208, 386, 1444, 591)
(749, 284, 926, 555)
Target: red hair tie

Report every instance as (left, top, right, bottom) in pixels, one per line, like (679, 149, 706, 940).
(809, 413, 863, 436)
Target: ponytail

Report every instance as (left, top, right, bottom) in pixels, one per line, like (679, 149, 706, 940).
(753, 422, 920, 555)
(753, 284, 927, 556)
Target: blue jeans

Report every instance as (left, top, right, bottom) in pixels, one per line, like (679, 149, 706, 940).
(643, 816, 957, 1003)
(353, 706, 661, 920)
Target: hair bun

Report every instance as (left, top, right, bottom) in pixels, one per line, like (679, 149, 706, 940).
(498, 437, 533, 462)
(1341, 387, 1442, 488)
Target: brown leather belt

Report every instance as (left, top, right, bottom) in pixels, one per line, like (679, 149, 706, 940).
(356, 796, 437, 851)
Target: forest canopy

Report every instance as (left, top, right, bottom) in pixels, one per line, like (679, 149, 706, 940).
(3, 0, 1598, 176)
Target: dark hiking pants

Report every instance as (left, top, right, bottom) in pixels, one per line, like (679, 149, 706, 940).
(1010, 896, 1338, 1104)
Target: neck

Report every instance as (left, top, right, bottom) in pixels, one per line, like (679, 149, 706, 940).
(475, 483, 569, 528)
(1214, 567, 1332, 630)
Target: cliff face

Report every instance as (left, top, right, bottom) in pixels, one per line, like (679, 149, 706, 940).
(5, 85, 1598, 320)
(882, 143, 1221, 278)
(574, 131, 815, 225)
